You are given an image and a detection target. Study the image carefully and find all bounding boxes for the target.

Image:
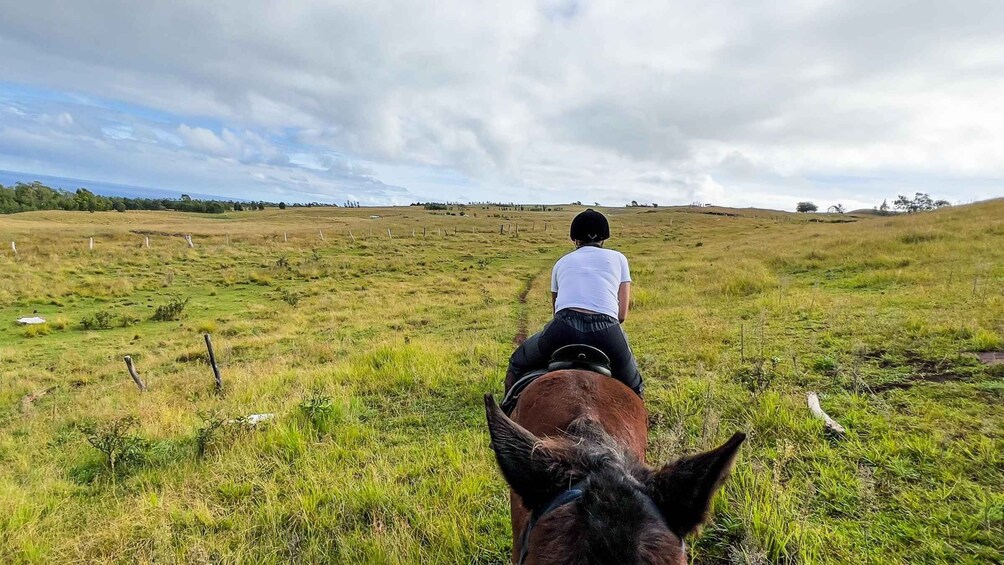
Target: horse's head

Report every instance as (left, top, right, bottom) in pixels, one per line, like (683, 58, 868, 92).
(485, 395, 745, 565)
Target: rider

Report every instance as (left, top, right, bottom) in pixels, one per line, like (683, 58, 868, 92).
(506, 209, 643, 395)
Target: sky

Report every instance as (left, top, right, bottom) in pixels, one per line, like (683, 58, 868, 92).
(1, 0, 1003, 209)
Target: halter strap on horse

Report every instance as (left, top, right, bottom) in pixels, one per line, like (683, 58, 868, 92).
(516, 478, 683, 564)
(517, 480, 587, 565)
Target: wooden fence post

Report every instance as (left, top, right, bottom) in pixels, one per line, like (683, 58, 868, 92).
(500, 224, 504, 235)
(144, 236, 150, 248)
(124, 356, 146, 391)
(89, 237, 94, 251)
(204, 334, 223, 393)
(423, 227, 427, 238)
(283, 232, 288, 242)
(348, 230, 355, 243)
(387, 228, 392, 239)
(226, 233, 230, 246)
(318, 229, 324, 241)
(10, 241, 16, 256)
(185, 235, 195, 248)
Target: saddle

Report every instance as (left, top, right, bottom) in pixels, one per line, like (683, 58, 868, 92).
(500, 344, 612, 415)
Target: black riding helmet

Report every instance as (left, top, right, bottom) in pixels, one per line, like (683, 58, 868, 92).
(569, 209, 610, 243)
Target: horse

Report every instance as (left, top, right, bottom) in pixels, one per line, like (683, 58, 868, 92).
(485, 370, 745, 564)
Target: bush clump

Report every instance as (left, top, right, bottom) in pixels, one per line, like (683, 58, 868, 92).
(76, 416, 150, 475)
(299, 389, 337, 435)
(279, 288, 301, 307)
(81, 311, 114, 330)
(152, 297, 189, 321)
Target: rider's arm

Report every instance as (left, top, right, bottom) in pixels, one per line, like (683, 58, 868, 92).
(618, 282, 630, 323)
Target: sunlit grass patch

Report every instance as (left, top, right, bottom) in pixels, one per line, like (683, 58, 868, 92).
(0, 203, 1001, 563)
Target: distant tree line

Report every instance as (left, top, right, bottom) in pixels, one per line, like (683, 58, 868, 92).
(796, 193, 952, 215)
(0, 181, 295, 214)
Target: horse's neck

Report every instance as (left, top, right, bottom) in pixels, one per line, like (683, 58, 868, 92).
(513, 371, 648, 459)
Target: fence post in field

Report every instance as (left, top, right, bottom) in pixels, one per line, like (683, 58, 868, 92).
(412, 229, 416, 237)
(89, 237, 94, 251)
(348, 230, 355, 243)
(515, 224, 519, 236)
(204, 334, 223, 393)
(124, 356, 147, 392)
(144, 236, 150, 248)
(387, 228, 392, 239)
(318, 229, 324, 241)
(185, 235, 195, 248)
(226, 233, 230, 246)
(283, 232, 288, 242)
(10, 241, 16, 256)
(500, 224, 504, 235)
(423, 227, 427, 238)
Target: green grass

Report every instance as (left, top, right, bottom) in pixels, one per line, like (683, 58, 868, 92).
(0, 203, 1002, 563)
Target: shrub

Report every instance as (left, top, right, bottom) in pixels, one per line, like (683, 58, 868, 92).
(81, 310, 114, 330)
(23, 323, 52, 338)
(76, 416, 150, 475)
(279, 288, 301, 307)
(152, 297, 188, 321)
(735, 357, 779, 393)
(195, 412, 231, 459)
(195, 320, 218, 334)
(118, 313, 140, 327)
(812, 355, 838, 375)
(299, 389, 337, 435)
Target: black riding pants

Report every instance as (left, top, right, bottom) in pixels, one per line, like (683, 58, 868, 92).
(508, 309, 643, 395)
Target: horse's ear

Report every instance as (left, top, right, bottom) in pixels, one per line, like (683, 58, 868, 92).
(484, 394, 567, 509)
(648, 432, 746, 537)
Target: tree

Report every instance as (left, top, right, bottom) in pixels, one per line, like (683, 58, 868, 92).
(934, 199, 951, 208)
(278, 201, 286, 210)
(113, 201, 126, 212)
(796, 201, 818, 213)
(894, 192, 938, 213)
(630, 200, 639, 207)
(879, 199, 890, 214)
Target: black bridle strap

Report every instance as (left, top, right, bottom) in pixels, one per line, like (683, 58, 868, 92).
(518, 482, 586, 565)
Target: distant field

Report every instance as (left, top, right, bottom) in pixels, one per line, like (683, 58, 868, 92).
(0, 203, 1001, 564)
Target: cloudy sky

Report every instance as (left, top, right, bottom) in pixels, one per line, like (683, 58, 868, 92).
(1, 0, 1002, 208)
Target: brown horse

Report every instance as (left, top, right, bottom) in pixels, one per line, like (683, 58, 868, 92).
(485, 370, 745, 565)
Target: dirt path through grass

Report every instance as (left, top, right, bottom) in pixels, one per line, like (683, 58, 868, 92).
(513, 267, 546, 346)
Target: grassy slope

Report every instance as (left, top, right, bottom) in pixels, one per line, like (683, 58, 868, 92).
(0, 203, 1001, 564)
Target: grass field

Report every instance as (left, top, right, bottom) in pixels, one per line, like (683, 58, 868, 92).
(0, 201, 1001, 564)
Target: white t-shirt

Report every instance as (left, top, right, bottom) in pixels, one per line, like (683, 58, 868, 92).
(551, 246, 631, 320)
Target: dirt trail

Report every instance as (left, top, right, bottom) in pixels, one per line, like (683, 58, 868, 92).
(513, 268, 544, 346)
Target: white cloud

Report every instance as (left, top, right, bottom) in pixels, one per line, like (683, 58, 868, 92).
(0, 0, 1002, 206)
